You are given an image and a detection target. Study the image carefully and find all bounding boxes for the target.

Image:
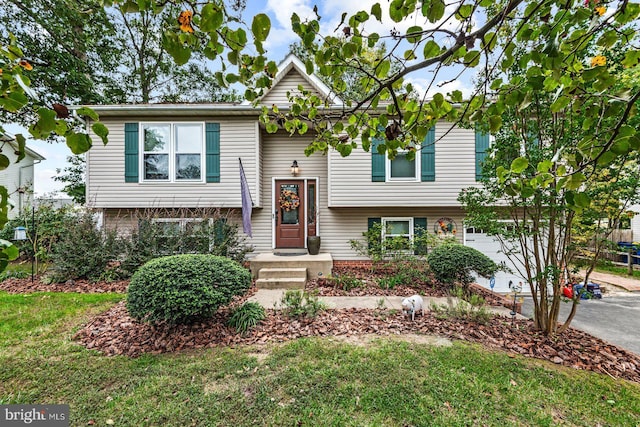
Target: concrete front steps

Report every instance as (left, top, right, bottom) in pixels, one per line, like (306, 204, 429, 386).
(255, 267, 307, 289)
(250, 252, 333, 289)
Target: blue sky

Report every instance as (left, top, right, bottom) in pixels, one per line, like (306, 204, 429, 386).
(7, 0, 474, 197)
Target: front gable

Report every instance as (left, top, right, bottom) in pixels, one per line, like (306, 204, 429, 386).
(258, 54, 343, 107)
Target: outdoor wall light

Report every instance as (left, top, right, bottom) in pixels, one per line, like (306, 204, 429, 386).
(290, 160, 299, 176)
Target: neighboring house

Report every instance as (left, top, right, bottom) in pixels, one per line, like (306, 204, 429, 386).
(34, 197, 75, 210)
(84, 54, 521, 292)
(0, 133, 45, 218)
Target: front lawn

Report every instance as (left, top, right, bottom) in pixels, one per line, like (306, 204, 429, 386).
(1, 291, 639, 426)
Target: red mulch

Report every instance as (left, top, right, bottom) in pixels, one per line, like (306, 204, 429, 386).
(74, 301, 640, 383)
(308, 277, 450, 297)
(308, 265, 452, 298)
(0, 277, 129, 293)
(3, 272, 640, 383)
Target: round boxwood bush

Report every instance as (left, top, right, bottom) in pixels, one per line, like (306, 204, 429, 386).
(127, 254, 251, 325)
(426, 244, 498, 287)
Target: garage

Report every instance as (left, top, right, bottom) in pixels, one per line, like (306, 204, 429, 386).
(463, 227, 529, 294)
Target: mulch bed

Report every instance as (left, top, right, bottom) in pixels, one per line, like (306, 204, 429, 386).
(0, 277, 129, 294)
(74, 301, 640, 383)
(307, 277, 450, 297)
(2, 273, 639, 383)
(308, 265, 451, 298)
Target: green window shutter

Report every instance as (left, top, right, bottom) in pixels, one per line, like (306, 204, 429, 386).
(124, 123, 139, 182)
(421, 126, 435, 182)
(213, 217, 227, 244)
(368, 217, 381, 230)
(475, 130, 490, 181)
(367, 217, 381, 250)
(414, 217, 427, 255)
(206, 123, 220, 183)
(371, 139, 385, 182)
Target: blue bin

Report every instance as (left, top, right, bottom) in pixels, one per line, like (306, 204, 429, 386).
(617, 242, 639, 264)
(573, 284, 589, 300)
(587, 283, 603, 299)
(574, 282, 603, 299)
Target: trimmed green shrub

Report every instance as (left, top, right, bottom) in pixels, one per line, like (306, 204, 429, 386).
(427, 244, 498, 288)
(127, 254, 252, 325)
(227, 302, 266, 334)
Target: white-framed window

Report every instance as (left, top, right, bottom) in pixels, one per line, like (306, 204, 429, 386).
(382, 217, 414, 250)
(141, 122, 204, 182)
(386, 149, 420, 182)
(147, 218, 211, 253)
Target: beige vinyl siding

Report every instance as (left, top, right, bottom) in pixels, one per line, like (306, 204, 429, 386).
(256, 121, 263, 207)
(87, 117, 259, 209)
(261, 69, 323, 106)
(319, 207, 466, 260)
(328, 123, 480, 207)
(249, 130, 328, 252)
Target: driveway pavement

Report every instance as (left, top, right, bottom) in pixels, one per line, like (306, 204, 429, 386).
(521, 293, 640, 356)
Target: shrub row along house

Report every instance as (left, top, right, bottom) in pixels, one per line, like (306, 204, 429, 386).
(84, 54, 519, 292)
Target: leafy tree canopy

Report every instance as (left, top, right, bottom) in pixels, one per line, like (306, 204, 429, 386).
(53, 155, 86, 204)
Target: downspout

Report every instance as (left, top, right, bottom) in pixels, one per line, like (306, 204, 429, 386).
(72, 109, 89, 206)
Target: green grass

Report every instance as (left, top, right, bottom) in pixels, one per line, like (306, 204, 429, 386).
(1, 291, 639, 426)
(593, 263, 640, 279)
(0, 262, 34, 281)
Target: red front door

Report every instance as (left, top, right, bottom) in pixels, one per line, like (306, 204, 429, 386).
(275, 180, 305, 248)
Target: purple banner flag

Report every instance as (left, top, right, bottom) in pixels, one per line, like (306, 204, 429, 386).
(239, 158, 253, 237)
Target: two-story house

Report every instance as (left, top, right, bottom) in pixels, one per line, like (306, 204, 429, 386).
(85, 54, 520, 292)
(0, 133, 45, 218)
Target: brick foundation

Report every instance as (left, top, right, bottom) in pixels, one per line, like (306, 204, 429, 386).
(333, 260, 374, 269)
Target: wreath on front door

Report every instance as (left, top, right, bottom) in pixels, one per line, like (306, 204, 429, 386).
(279, 189, 300, 211)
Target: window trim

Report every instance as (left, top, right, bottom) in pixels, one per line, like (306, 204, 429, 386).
(150, 218, 213, 253)
(140, 122, 205, 183)
(385, 150, 420, 182)
(381, 217, 414, 247)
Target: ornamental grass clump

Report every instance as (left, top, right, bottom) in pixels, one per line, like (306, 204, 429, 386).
(127, 254, 251, 326)
(227, 302, 266, 334)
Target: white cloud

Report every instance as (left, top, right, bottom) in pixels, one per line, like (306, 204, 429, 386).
(34, 168, 63, 197)
(262, 0, 315, 52)
(405, 75, 475, 100)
